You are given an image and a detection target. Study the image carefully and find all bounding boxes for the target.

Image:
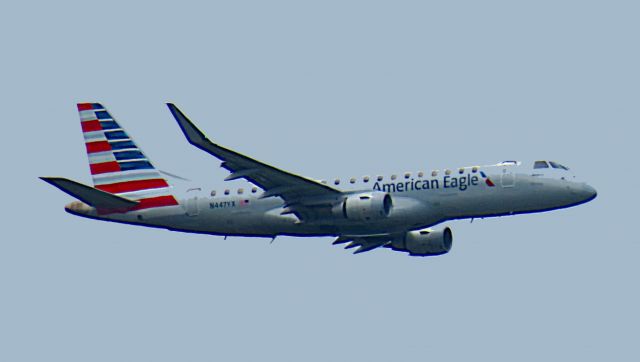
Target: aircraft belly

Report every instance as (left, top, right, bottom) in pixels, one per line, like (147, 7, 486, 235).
(195, 199, 274, 235)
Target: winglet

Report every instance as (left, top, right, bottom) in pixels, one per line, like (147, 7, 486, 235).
(40, 177, 138, 210)
(166, 103, 209, 147)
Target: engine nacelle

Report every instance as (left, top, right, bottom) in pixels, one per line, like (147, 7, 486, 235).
(333, 191, 393, 221)
(390, 227, 453, 256)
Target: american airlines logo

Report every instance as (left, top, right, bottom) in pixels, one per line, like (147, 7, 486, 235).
(372, 173, 494, 193)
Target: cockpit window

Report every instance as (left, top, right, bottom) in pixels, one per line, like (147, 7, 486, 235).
(534, 161, 549, 169)
(549, 161, 569, 170)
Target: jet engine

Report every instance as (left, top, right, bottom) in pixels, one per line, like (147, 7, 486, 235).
(389, 227, 453, 256)
(333, 191, 393, 221)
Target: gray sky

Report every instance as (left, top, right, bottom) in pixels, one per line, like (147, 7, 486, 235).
(2, 1, 638, 361)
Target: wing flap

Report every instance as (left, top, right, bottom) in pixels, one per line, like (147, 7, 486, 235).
(333, 234, 393, 254)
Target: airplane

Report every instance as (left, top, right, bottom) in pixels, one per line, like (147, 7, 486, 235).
(41, 103, 598, 256)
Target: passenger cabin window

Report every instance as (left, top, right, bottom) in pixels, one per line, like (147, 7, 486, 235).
(210, 190, 216, 197)
(363, 176, 370, 183)
(431, 170, 438, 177)
(224, 189, 230, 195)
(251, 187, 258, 193)
(445, 169, 452, 175)
(377, 175, 383, 181)
(418, 171, 424, 178)
(404, 173, 411, 179)
(350, 178, 356, 184)
(391, 175, 397, 180)
(238, 188, 244, 195)
(472, 167, 478, 173)
(534, 161, 549, 169)
(458, 168, 464, 174)
(334, 179, 340, 185)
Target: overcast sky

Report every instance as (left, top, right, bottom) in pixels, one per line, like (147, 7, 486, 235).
(1, 1, 638, 361)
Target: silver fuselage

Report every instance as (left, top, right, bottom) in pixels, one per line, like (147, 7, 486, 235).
(66, 162, 597, 238)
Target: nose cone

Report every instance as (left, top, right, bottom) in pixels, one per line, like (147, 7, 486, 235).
(577, 183, 597, 203)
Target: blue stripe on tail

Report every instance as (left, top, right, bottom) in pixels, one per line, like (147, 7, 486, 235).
(114, 150, 146, 161)
(109, 140, 137, 150)
(119, 161, 154, 171)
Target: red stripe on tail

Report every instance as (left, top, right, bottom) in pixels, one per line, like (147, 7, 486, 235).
(131, 195, 179, 211)
(97, 195, 179, 215)
(81, 120, 102, 133)
(77, 103, 94, 111)
(90, 161, 121, 175)
(86, 141, 112, 153)
(95, 179, 169, 194)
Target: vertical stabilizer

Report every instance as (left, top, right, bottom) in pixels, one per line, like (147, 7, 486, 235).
(77, 103, 179, 211)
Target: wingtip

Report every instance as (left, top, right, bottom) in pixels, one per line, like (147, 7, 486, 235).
(165, 103, 208, 144)
(166, 103, 180, 116)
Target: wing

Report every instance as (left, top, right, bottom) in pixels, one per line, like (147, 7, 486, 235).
(333, 234, 393, 254)
(167, 104, 342, 220)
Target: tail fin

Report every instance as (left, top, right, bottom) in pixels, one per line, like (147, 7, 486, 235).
(77, 103, 179, 210)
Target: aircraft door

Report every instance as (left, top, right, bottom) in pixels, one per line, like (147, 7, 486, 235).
(186, 188, 201, 216)
(501, 168, 515, 188)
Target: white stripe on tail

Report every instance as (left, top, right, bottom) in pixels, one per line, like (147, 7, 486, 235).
(77, 103, 179, 211)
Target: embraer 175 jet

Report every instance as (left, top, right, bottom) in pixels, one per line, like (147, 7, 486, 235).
(41, 103, 597, 256)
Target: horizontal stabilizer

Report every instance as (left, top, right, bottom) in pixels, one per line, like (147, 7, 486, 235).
(40, 177, 138, 209)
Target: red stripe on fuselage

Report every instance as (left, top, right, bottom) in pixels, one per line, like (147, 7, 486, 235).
(95, 179, 169, 194)
(81, 120, 102, 133)
(86, 141, 112, 153)
(90, 161, 121, 175)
